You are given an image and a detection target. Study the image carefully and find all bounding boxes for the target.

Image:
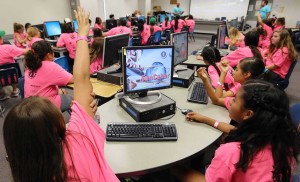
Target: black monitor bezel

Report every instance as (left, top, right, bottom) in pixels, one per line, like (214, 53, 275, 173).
(170, 31, 189, 66)
(106, 19, 118, 30)
(122, 45, 174, 95)
(44, 21, 62, 37)
(102, 33, 130, 68)
(131, 17, 139, 27)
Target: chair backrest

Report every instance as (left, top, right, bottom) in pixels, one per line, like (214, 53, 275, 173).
(146, 35, 155, 45)
(153, 31, 162, 45)
(164, 28, 172, 41)
(181, 26, 189, 32)
(0, 67, 18, 87)
(0, 63, 22, 78)
(275, 60, 297, 90)
(132, 35, 142, 46)
(54, 56, 69, 72)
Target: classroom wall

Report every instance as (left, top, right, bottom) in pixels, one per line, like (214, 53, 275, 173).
(79, 0, 104, 26)
(104, 0, 138, 19)
(272, 0, 299, 28)
(151, 0, 190, 15)
(0, 0, 71, 34)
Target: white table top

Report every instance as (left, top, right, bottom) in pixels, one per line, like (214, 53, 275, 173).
(98, 82, 230, 177)
(181, 55, 206, 66)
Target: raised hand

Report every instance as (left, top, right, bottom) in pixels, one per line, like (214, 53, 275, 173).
(220, 60, 229, 73)
(196, 67, 208, 81)
(74, 7, 90, 37)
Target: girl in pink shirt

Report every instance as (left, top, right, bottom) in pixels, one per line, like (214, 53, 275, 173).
(24, 40, 73, 111)
(13, 23, 26, 48)
(201, 46, 237, 90)
(273, 17, 285, 31)
(127, 16, 132, 27)
(197, 57, 265, 109)
(3, 9, 119, 181)
(257, 14, 273, 50)
(105, 18, 133, 37)
(222, 29, 263, 67)
(94, 17, 105, 30)
(185, 15, 195, 33)
(185, 79, 299, 182)
(265, 29, 298, 81)
(161, 16, 171, 31)
(89, 37, 104, 74)
(225, 27, 245, 47)
(138, 19, 151, 45)
(26, 27, 43, 49)
(90, 28, 103, 45)
(149, 17, 162, 35)
(171, 16, 186, 33)
(57, 23, 78, 72)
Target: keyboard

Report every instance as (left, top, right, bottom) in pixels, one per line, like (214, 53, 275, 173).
(106, 123, 178, 141)
(187, 82, 208, 104)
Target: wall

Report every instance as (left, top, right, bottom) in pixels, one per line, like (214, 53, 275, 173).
(272, 0, 299, 28)
(0, 0, 71, 34)
(79, 0, 104, 26)
(151, 0, 190, 15)
(104, 0, 138, 19)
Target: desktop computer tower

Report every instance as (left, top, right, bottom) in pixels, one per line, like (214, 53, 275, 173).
(119, 93, 176, 122)
(173, 68, 195, 88)
(97, 66, 123, 85)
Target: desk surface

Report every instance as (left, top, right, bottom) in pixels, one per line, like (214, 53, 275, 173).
(98, 81, 230, 177)
(68, 78, 122, 98)
(181, 55, 206, 66)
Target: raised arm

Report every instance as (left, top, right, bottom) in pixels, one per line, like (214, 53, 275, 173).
(257, 13, 264, 27)
(73, 7, 94, 117)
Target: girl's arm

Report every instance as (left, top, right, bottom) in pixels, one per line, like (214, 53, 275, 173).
(73, 7, 94, 117)
(257, 13, 264, 27)
(15, 34, 26, 44)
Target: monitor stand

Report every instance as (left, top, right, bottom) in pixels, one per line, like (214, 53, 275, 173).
(106, 64, 122, 74)
(117, 91, 162, 105)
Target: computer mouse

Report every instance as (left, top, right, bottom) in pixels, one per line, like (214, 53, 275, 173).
(181, 109, 193, 115)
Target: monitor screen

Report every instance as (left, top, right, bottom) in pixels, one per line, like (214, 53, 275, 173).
(160, 14, 165, 24)
(44, 21, 61, 37)
(217, 25, 228, 49)
(103, 33, 130, 68)
(131, 17, 138, 27)
(171, 32, 188, 66)
(73, 20, 78, 32)
(123, 46, 174, 94)
(106, 19, 117, 30)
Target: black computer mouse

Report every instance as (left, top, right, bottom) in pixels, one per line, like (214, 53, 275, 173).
(181, 109, 193, 115)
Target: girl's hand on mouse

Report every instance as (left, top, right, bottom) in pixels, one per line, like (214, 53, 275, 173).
(186, 112, 204, 122)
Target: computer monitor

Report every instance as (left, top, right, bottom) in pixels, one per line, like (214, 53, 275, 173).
(217, 25, 228, 49)
(225, 20, 230, 36)
(122, 46, 174, 95)
(73, 20, 78, 32)
(170, 31, 188, 66)
(44, 21, 62, 37)
(106, 19, 117, 30)
(103, 33, 130, 72)
(159, 14, 166, 24)
(32, 24, 45, 39)
(131, 17, 139, 27)
(167, 13, 172, 21)
(230, 17, 238, 29)
(139, 15, 145, 22)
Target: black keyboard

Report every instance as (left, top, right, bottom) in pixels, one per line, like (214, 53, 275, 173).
(187, 82, 208, 104)
(106, 123, 178, 141)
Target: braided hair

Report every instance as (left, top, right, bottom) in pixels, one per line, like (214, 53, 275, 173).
(225, 79, 300, 182)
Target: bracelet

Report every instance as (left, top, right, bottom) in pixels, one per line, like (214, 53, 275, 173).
(214, 120, 220, 128)
(217, 81, 223, 87)
(76, 36, 88, 42)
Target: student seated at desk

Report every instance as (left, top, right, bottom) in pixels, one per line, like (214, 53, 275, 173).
(185, 15, 195, 33)
(257, 13, 273, 50)
(197, 57, 265, 110)
(94, 17, 105, 30)
(57, 23, 78, 72)
(161, 15, 171, 31)
(13, 22, 26, 48)
(137, 19, 150, 45)
(0, 30, 28, 98)
(90, 28, 103, 44)
(184, 79, 300, 182)
(90, 37, 104, 74)
(24, 40, 73, 111)
(26, 27, 43, 49)
(201, 46, 237, 90)
(171, 15, 186, 33)
(127, 15, 132, 27)
(273, 17, 285, 31)
(222, 29, 263, 68)
(149, 17, 162, 35)
(225, 27, 245, 48)
(3, 8, 119, 181)
(104, 18, 133, 37)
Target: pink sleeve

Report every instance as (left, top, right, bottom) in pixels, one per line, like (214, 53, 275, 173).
(50, 63, 72, 85)
(56, 35, 65, 47)
(8, 46, 24, 58)
(273, 48, 289, 67)
(223, 48, 245, 67)
(67, 101, 119, 182)
(229, 83, 241, 95)
(106, 29, 114, 36)
(208, 66, 220, 88)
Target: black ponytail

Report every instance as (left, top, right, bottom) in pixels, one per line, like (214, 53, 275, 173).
(174, 16, 179, 30)
(25, 40, 53, 71)
(201, 46, 221, 76)
(249, 45, 263, 60)
(137, 19, 144, 32)
(165, 16, 169, 27)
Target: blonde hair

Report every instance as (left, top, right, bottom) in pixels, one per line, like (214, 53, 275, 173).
(90, 37, 104, 62)
(228, 27, 240, 46)
(26, 27, 40, 41)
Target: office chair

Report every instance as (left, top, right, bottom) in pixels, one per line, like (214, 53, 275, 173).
(54, 56, 70, 72)
(292, 30, 300, 51)
(0, 62, 22, 77)
(131, 35, 142, 46)
(181, 26, 189, 32)
(161, 28, 172, 42)
(146, 35, 155, 45)
(273, 60, 297, 90)
(153, 31, 162, 45)
(189, 27, 195, 42)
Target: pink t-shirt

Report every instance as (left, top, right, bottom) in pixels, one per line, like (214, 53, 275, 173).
(224, 97, 233, 109)
(90, 56, 103, 74)
(0, 44, 24, 65)
(106, 26, 133, 37)
(94, 23, 105, 30)
(206, 142, 276, 182)
(223, 46, 263, 67)
(65, 101, 119, 182)
(171, 19, 185, 33)
(140, 24, 151, 45)
(265, 47, 292, 78)
(225, 33, 245, 47)
(57, 32, 77, 59)
(258, 24, 273, 50)
(273, 25, 284, 31)
(24, 61, 72, 108)
(14, 32, 26, 48)
(229, 83, 241, 96)
(161, 21, 171, 31)
(26, 37, 43, 49)
(150, 25, 162, 35)
(185, 19, 195, 33)
(89, 28, 94, 36)
(127, 21, 132, 27)
(208, 63, 237, 90)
